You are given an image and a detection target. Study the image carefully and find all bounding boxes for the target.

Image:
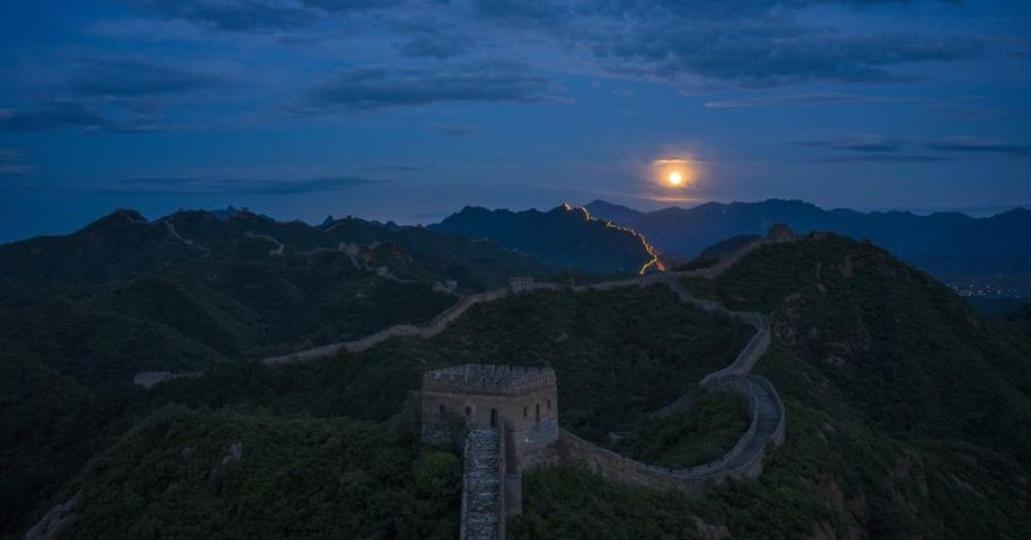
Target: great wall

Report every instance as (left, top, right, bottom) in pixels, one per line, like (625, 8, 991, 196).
(257, 232, 788, 540)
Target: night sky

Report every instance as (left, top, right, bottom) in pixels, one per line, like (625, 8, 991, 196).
(1, 0, 1029, 242)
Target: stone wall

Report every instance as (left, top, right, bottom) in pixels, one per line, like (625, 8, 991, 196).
(555, 373, 786, 497)
(423, 364, 557, 396)
(261, 234, 788, 515)
(132, 371, 203, 389)
(263, 287, 514, 365)
(421, 387, 558, 452)
(460, 426, 506, 540)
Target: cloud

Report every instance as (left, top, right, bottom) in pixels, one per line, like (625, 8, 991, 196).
(812, 154, 955, 163)
(596, 23, 982, 87)
(398, 33, 473, 59)
(129, 0, 401, 32)
(303, 0, 400, 10)
(108, 175, 384, 194)
(0, 149, 37, 175)
(128, 0, 316, 32)
(704, 93, 909, 109)
(458, 1, 983, 89)
(796, 135, 905, 153)
(471, 0, 570, 24)
(0, 58, 228, 132)
(351, 164, 421, 173)
(799, 133, 1031, 161)
(431, 124, 478, 137)
(302, 61, 558, 111)
(68, 59, 224, 98)
(0, 103, 114, 131)
(927, 136, 1031, 155)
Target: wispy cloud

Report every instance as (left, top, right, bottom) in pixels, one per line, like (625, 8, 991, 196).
(431, 124, 478, 137)
(0, 103, 115, 131)
(795, 135, 906, 153)
(0, 149, 38, 175)
(0, 58, 228, 132)
(68, 58, 225, 98)
(127, 0, 313, 33)
(104, 175, 384, 195)
(705, 93, 911, 109)
(927, 136, 1031, 155)
(798, 134, 1031, 161)
(812, 154, 955, 164)
(127, 0, 403, 33)
(351, 164, 421, 173)
(301, 61, 559, 111)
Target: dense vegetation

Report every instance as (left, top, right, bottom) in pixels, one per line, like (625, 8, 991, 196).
(612, 392, 749, 469)
(6, 220, 1031, 539)
(0, 354, 138, 536)
(61, 406, 461, 540)
(514, 233, 1031, 539)
(516, 395, 1031, 539)
(2, 277, 749, 539)
(0, 208, 570, 385)
(0, 209, 555, 291)
(712, 234, 1031, 463)
(151, 286, 751, 443)
(0, 208, 563, 539)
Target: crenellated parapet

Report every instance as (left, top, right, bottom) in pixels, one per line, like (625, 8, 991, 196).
(423, 364, 556, 396)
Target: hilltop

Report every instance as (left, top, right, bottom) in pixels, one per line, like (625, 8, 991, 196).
(586, 198, 1031, 293)
(516, 233, 1031, 538)
(430, 204, 661, 275)
(0, 208, 552, 292)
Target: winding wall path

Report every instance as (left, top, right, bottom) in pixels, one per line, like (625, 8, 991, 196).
(262, 241, 786, 495)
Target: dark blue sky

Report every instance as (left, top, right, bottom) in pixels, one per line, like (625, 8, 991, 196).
(1, 0, 1029, 242)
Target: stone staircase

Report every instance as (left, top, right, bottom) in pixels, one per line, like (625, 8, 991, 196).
(461, 428, 505, 540)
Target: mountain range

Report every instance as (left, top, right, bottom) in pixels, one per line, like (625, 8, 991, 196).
(3, 203, 1031, 539)
(585, 199, 1031, 293)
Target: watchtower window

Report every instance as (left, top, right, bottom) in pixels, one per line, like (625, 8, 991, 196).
(438, 404, 445, 415)
(490, 408, 498, 428)
(464, 406, 471, 416)
(523, 406, 527, 418)
(547, 399, 552, 411)
(535, 403, 540, 423)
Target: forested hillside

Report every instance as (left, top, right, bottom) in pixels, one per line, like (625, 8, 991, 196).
(0, 207, 559, 538)
(6, 285, 750, 539)
(4, 221, 1031, 539)
(515, 234, 1031, 539)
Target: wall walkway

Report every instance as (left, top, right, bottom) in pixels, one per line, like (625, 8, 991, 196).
(259, 239, 786, 506)
(461, 427, 506, 540)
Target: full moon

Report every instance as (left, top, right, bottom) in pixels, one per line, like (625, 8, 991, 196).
(652, 157, 697, 190)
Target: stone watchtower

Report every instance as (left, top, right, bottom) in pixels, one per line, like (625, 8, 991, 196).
(421, 364, 558, 537)
(422, 364, 558, 470)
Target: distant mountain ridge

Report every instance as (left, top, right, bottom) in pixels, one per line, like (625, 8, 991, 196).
(0, 206, 570, 388)
(430, 204, 661, 275)
(0, 207, 552, 292)
(585, 199, 1031, 290)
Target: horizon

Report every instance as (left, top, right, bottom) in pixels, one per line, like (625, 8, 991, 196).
(2, 1, 1030, 243)
(4, 196, 1029, 245)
